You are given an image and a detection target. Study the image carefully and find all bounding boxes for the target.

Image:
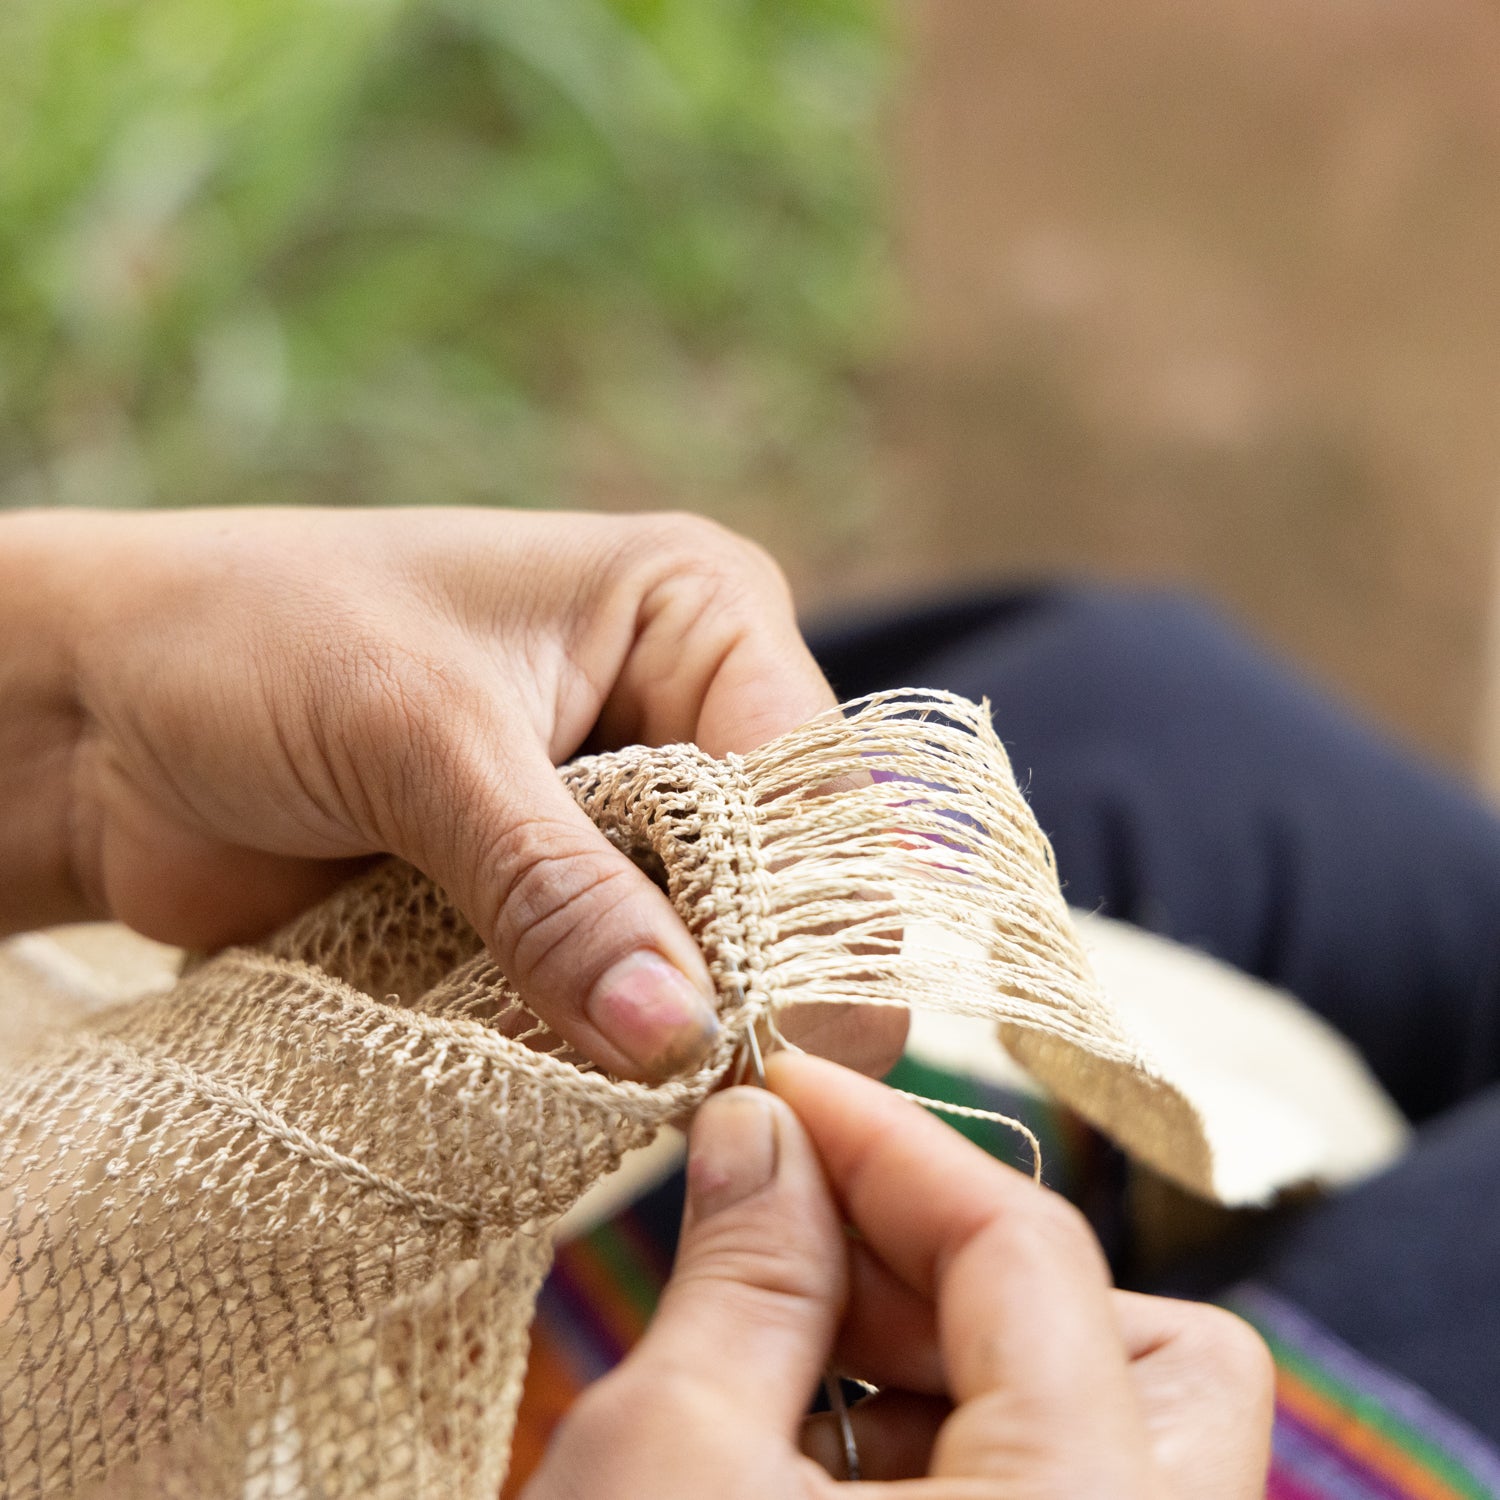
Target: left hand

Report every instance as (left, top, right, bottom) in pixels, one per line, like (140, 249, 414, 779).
(1, 506, 904, 1080)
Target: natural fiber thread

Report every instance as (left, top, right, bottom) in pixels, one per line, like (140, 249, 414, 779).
(0, 690, 1212, 1498)
(894, 1090, 1045, 1183)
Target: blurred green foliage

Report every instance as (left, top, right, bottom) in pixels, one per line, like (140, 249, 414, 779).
(0, 0, 891, 518)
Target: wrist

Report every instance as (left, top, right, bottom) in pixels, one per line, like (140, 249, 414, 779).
(0, 510, 103, 933)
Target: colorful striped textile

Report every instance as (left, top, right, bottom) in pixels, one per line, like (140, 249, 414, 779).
(501, 1062, 1500, 1499)
(1230, 1287, 1500, 1500)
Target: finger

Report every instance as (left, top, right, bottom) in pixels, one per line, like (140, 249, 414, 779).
(1114, 1293, 1275, 1500)
(776, 1000, 910, 1081)
(834, 1238, 943, 1392)
(827, 1239, 1274, 1406)
(94, 791, 372, 949)
(691, 613, 837, 755)
(387, 731, 721, 1082)
(768, 1054, 1114, 1317)
(624, 1087, 847, 1429)
(821, 1222, 1271, 1492)
(594, 517, 837, 755)
(559, 518, 894, 1076)
(768, 1055, 1144, 1462)
(801, 1390, 950, 1482)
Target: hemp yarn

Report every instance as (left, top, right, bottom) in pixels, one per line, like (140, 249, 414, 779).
(0, 690, 1213, 1498)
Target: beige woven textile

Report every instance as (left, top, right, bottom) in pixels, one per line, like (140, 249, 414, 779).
(0, 690, 1211, 1499)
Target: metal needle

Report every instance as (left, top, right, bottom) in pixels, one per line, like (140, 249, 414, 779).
(742, 1024, 862, 1483)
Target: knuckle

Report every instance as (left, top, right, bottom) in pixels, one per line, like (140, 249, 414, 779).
(628, 512, 789, 605)
(1018, 1181, 1093, 1245)
(483, 819, 640, 976)
(631, 1360, 720, 1424)
(558, 1374, 637, 1450)
(678, 1239, 830, 1315)
(1181, 1306, 1276, 1399)
(979, 1188, 1107, 1282)
(567, 1364, 717, 1452)
(639, 509, 740, 557)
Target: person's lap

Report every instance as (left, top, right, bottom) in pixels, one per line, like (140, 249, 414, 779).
(812, 585, 1500, 1443)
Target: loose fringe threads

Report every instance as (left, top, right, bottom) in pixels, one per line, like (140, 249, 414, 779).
(733, 689, 1140, 1065)
(716, 686, 1140, 1184)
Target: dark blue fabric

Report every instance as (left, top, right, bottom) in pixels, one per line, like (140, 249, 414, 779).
(813, 585, 1500, 1124)
(810, 585, 1500, 1438)
(1241, 1083, 1500, 1438)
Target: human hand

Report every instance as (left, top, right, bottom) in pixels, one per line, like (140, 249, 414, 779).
(524, 1053, 1273, 1498)
(1, 507, 900, 1080)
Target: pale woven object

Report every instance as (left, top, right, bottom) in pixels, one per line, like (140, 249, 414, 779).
(0, 690, 1210, 1499)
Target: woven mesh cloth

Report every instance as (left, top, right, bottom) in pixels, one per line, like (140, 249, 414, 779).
(0, 690, 1209, 1498)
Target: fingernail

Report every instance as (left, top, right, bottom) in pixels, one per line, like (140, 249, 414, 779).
(687, 1090, 779, 1219)
(586, 951, 721, 1079)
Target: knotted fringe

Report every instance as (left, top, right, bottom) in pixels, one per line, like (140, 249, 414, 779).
(0, 690, 1210, 1500)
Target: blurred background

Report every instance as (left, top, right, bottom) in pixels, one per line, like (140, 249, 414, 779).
(4, 0, 1500, 782)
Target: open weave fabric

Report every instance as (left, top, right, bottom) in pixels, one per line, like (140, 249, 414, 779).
(0, 690, 1211, 1499)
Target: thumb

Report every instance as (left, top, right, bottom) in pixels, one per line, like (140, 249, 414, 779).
(407, 737, 722, 1082)
(627, 1088, 848, 1429)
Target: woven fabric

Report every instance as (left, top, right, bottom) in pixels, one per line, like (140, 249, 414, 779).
(1230, 1289, 1500, 1500)
(0, 690, 1208, 1498)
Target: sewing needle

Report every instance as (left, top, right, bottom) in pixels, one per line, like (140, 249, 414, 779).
(742, 1024, 862, 1483)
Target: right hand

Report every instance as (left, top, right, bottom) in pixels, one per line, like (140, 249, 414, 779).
(525, 1053, 1274, 1498)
